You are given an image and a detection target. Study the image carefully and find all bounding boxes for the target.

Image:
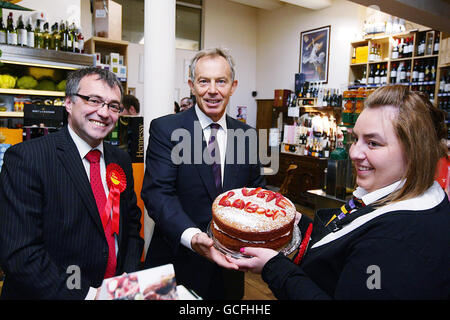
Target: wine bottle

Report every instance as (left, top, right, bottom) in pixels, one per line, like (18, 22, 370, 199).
(392, 39, 398, 59)
(6, 12, 17, 46)
(17, 15, 27, 46)
(368, 65, 374, 84)
(433, 32, 440, 54)
(418, 62, 425, 83)
(51, 22, 60, 50)
(412, 61, 419, 83)
(390, 62, 397, 83)
(42, 22, 50, 50)
(76, 26, 84, 53)
(374, 64, 380, 84)
(0, 17, 6, 44)
(34, 19, 44, 48)
(26, 17, 34, 48)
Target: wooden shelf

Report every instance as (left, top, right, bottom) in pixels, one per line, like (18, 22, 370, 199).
(0, 111, 24, 118)
(0, 88, 65, 97)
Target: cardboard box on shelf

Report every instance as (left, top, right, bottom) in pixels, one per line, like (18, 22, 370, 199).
(110, 53, 121, 66)
(94, 0, 122, 41)
(355, 46, 368, 64)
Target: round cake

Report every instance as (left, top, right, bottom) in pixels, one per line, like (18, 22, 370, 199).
(211, 187, 296, 251)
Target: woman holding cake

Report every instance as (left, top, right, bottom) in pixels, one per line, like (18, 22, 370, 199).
(229, 85, 450, 299)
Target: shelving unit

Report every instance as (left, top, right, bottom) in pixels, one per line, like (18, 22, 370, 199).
(84, 37, 129, 91)
(348, 30, 443, 105)
(0, 45, 94, 144)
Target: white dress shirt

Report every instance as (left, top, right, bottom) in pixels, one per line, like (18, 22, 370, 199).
(180, 105, 228, 251)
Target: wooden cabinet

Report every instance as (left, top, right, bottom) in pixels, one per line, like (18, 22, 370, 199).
(272, 153, 328, 206)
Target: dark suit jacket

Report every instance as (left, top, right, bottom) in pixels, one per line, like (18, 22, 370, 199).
(0, 126, 144, 299)
(142, 107, 265, 299)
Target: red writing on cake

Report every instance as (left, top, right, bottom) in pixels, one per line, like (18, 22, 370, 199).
(218, 188, 290, 220)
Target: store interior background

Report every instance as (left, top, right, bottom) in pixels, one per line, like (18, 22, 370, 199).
(0, 0, 448, 300)
(5, 0, 447, 129)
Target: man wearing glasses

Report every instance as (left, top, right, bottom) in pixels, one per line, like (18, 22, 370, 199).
(0, 67, 144, 299)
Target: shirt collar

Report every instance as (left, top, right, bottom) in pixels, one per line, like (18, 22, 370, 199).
(194, 104, 227, 132)
(67, 124, 104, 160)
(353, 180, 405, 206)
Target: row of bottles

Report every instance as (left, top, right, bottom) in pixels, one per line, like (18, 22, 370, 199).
(294, 82, 343, 108)
(366, 63, 388, 85)
(0, 12, 84, 53)
(438, 70, 450, 93)
(391, 37, 414, 59)
(437, 96, 450, 112)
(416, 32, 440, 56)
(283, 119, 343, 158)
(368, 43, 382, 62)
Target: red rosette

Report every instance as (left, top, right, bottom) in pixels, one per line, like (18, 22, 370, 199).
(104, 164, 127, 236)
(106, 163, 127, 193)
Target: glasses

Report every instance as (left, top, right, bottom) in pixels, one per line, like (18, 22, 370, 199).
(74, 94, 123, 113)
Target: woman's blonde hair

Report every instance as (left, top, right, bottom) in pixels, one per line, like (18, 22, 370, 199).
(363, 85, 447, 204)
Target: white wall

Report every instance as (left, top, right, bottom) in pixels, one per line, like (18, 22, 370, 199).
(256, 0, 366, 98)
(3, 0, 81, 26)
(203, 0, 258, 127)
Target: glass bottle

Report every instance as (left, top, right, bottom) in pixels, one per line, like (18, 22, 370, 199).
(68, 22, 76, 52)
(42, 22, 50, 50)
(6, 12, 17, 46)
(76, 26, 84, 53)
(50, 22, 60, 51)
(34, 19, 44, 49)
(0, 17, 6, 44)
(17, 15, 27, 46)
(26, 17, 34, 48)
(59, 21, 67, 51)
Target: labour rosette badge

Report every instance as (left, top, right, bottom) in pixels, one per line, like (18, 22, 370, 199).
(105, 163, 127, 236)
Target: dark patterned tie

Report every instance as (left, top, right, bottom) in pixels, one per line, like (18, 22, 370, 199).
(208, 123, 222, 193)
(85, 149, 117, 279)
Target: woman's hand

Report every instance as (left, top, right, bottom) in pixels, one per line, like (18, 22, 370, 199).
(226, 247, 278, 274)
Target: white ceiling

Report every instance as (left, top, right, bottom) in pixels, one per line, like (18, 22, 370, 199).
(227, 0, 333, 11)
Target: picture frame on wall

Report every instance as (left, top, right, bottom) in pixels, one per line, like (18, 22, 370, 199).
(299, 25, 331, 83)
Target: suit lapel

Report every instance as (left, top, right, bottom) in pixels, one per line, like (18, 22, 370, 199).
(56, 126, 105, 234)
(182, 108, 218, 200)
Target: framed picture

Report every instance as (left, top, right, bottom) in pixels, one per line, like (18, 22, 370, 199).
(299, 25, 331, 83)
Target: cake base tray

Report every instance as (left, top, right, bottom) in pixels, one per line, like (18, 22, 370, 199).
(207, 223, 301, 259)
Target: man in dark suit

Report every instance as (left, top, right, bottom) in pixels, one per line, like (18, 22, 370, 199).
(142, 48, 265, 299)
(0, 67, 144, 299)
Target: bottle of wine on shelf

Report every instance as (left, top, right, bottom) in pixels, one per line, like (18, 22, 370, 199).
(418, 62, 425, 83)
(433, 32, 440, 54)
(26, 17, 34, 48)
(392, 39, 398, 59)
(368, 65, 374, 84)
(17, 15, 27, 47)
(0, 16, 6, 44)
(34, 19, 44, 49)
(42, 22, 50, 50)
(390, 62, 397, 84)
(6, 12, 17, 46)
(412, 61, 419, 83)
(374, 64, 381, 85)
(417, 35, 425, 56)
(51, 22, 61, 51)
